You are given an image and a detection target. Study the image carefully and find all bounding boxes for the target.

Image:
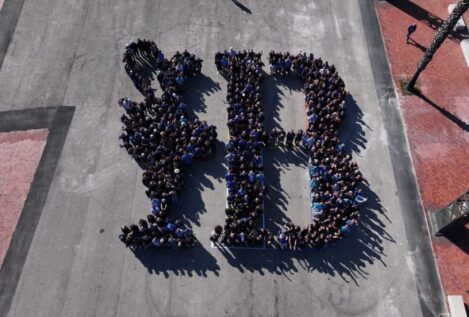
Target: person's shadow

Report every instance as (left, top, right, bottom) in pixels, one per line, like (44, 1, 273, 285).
(408, 39, 427, 52)
(132, 242, 220, 278)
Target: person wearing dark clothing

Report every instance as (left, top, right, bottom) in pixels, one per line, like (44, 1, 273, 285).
(406, 24, 417, 44)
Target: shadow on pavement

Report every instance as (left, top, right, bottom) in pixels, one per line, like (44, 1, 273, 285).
(439, 215, 469, 255)
(263, 72, 302, 132)
(127, 67, 225, 227)
(217, 181, 393, 286)
(414, 91, 469, 132)
(216, 72, 393, 285)
(132, 243, 220, 277)
(173, 140, 225, 227)
(184, 72, 222, 115)
(128, 70, 393, 284)
(408, 39, 427, 52)
(171, 70, 224, 227)
(264, 146, 308, 231)
(385, 0, 469, 41)
(340, 94, 370, 156)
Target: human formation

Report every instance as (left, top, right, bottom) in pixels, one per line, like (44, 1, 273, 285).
(118, 39, 218, 249)
(269, 51, 366, 250)
(210, 49, 274, 246)
(116, 42, 366, 251)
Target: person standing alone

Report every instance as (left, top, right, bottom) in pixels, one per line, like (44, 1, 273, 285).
(407, 23, 417, 44)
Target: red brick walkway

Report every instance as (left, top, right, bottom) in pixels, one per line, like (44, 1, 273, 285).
(0, 129, 48, 268)
(376, 0, 469, 306)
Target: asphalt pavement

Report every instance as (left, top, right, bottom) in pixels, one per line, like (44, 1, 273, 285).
(0, 0, 446, 316)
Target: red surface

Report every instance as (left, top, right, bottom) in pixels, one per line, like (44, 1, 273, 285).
(376, 0, 469, 306)
(0, 129, 48, 268)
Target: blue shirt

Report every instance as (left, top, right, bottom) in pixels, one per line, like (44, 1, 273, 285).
(152, 199, 161, 209)
(225, 153, 236, 162)
(179, 103, 188, 113)
(238, 187, 247, 196)
(248, 171, 256, 183)
(340, 225, 351, 234)
(182, 153, 193, 165)
(305, 137, 315, 148)
(176, 229, 185, 238)
(253, 156, 262, 167)
(176, 76, 184, 86)
(239, 139, 247, 149)
(256, 173, 265, 184)
(309, 179, 318, 189)
(166, 223, 175, 232)
(158, 52, 165, 62)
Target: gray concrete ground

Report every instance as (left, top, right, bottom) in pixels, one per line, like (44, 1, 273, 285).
(0, 0, 446, 316)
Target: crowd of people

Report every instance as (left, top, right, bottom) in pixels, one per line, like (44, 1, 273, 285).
(269, 51, 366, 250)
(118, 39, 218, 249)
(211, 49, 274, 247)
(116, 43, 366, 251)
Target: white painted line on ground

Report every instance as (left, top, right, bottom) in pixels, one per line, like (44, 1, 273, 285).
(333, 13, 343, 40)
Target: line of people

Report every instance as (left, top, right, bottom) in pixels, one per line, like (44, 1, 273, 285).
(118, 40, 218, 250)
(211, 49, 273, 246)
(269, 51, 366, 250)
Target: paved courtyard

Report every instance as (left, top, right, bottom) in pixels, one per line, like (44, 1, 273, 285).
(0, 1, 447, 316)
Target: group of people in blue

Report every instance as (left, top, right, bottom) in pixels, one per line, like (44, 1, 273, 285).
(211, 49, 274, 246)
(269, 51, 366, 250)
(118, 39, 218, 249)
(117, 42, 366, 251)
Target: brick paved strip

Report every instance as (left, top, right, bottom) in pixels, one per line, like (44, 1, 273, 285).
(0, 106, 75, 317)
(375, 0, 469, 308)
(0, 129, 48, 267)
